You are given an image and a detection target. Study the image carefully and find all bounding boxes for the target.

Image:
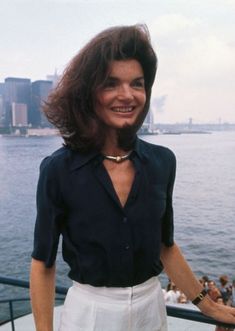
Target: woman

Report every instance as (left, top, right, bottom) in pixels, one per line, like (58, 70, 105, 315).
(30, 24, 235, 331)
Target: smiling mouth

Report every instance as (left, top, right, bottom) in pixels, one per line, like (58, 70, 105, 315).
(111, 107, 134, 113)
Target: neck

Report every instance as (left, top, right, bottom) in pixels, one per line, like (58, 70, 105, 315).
(102, 134, 129, 156)
(101, 127, 136, 156)
(102, 148, 130, 156)
(101, 138, 132, 163)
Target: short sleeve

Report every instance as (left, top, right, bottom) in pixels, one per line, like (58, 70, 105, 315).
(32, 156, 65, 267)
(161, 151, 176, 247)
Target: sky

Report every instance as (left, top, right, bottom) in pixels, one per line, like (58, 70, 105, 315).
(1, 0, 235, 123)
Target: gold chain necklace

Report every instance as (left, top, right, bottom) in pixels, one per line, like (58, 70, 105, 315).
(103, 152, 131, 163)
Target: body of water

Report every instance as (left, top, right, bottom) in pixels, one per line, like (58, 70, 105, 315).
(0, 132, 235, 321)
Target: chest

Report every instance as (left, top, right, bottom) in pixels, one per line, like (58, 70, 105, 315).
(103, 160, 135, 207)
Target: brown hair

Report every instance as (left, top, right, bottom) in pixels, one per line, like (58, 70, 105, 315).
(219, 275, 228, 287)
(44, 24, 157, 151)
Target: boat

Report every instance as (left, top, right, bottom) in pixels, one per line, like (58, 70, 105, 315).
(0, 276, 234, 331)
(0, 305, 216, 331)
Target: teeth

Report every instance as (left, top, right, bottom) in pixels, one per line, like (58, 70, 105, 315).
(112, 107, 133, 113)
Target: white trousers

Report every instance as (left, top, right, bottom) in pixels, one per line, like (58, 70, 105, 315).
(59, 277, 168, 331)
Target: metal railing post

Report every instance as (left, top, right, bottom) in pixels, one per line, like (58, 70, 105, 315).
(9, 301, 15, 331)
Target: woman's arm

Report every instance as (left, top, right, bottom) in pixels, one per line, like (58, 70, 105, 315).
(30, 258, 56, 331)
(160, 242, 235, 325)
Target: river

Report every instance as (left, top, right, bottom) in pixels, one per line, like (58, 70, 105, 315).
(0, 131, 234, 321)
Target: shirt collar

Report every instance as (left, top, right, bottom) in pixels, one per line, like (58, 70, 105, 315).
(69, 150, 103, 171)
(69, 136, 149, 171)
(132, 137, 149, 163)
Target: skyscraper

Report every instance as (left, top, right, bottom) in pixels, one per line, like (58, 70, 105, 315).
(4, 77, 31, 126)
(0, 83, 4, 126)
(138, 108, 154, 134)
(46, 69, 60, 88)
(31, 80, 53, 127)
(12, 103, 28, 126)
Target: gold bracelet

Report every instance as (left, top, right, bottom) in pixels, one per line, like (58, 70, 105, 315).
(192, 289, 207, 305)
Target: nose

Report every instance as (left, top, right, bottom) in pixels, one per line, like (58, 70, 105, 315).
(117, 84, 134, 101)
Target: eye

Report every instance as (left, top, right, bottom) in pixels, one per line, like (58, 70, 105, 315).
(132, 79, 145, 89)
(102, 78, 117, 90)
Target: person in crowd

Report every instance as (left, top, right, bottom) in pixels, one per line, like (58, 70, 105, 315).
(30, 24, 235, 331)
(164, 282, 181, 304)
(162, 279, 172, 301)
(207, 280, 221, 301)
(166, 279, 173, 292)
(200, 275, 210, 291)
(219, 275, 232, 304)
(208, 280, 222, 302)
(178, 290, 188, 304)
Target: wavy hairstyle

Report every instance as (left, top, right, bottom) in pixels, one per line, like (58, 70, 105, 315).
(44, 24, 157, 151)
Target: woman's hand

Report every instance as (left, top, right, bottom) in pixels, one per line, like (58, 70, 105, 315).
(160, 243, 235, 327)
(199, 297, 235, 326)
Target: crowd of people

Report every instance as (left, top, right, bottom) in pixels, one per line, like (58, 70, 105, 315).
(163, 275, 235, 330)
(164, 275, 235, 306)
(200, 275, 235, 308)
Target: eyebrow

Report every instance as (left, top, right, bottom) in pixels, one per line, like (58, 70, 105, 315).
(107, 76, 145, 81)
(133, 77, 145, 81)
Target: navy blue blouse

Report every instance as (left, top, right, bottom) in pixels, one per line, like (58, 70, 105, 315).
(32, 138, 176, 287)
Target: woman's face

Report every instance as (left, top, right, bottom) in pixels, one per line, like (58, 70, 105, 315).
(94, 59, 146, 131)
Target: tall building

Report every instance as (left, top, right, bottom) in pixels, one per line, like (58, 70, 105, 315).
(139, 108, 154, 134)
(0, 83, 4, 126)
(46, 69, 60, 88)
(4, 77, 31, 126)
(0, 83, 4, 95)
(12, 103, 28, 126)
(31, 80, 53, 127)
(145, 109, 154, 132)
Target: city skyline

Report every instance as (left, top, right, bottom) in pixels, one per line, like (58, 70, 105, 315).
(0, 76, 57, 130)
(1, 0, 235, 123)
(0, 72, 234, 127)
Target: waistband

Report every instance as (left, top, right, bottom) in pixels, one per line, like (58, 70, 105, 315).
(71, 277, 160, 303)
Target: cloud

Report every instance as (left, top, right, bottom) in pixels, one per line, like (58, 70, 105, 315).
(149, 9, 235, 123)
(151, 95, 168, 113)
(150, 13, 199, 37)
(223, 0, 235, 6)
(182, 35, 235, 79)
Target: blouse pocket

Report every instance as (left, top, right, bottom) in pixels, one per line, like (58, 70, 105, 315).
(147, 184, 167, 219)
